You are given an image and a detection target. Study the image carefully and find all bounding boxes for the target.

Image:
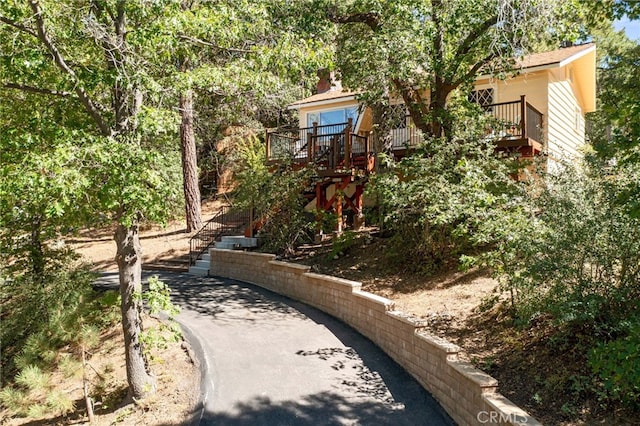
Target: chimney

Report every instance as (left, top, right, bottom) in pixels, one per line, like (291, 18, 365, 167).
(316, 69, 332, 94)
(316, 69, 341, 94)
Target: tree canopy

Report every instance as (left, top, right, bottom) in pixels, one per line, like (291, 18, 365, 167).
(0, 0, 184, 399)
(0, 0, 333, 400)
(330, 0, 579, 138)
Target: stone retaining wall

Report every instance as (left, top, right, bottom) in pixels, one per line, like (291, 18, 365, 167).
(210, 249, 541, 426)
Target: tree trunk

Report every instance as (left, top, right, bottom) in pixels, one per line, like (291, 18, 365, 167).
(429, 86, 445, 139)
(180, 89, 202, 232)
(30, 215, 45, 280)
(369, 93, 393, 172)
(114, 222, 155, 400)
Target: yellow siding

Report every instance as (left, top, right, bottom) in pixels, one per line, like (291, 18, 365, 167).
(477, 67, 588, 167)
(294, 48, 594, 170)
(547, 68, 585, 163)
(571, 51, 597, 112)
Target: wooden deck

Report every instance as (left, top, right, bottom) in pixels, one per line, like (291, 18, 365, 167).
(266, 95, 544, 176)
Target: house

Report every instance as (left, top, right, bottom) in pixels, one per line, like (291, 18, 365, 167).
(265, 43, 596, 231)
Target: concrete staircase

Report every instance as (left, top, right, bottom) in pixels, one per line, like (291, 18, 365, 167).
(214, 236, 259, 250)
(188, 252, 211, 276)
(188, 236, 258, 276)
(143, 253, 190, 273)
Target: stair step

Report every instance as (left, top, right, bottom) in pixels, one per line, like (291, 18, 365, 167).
(220, 236, 258, 248)
(188, 265, 209, 276)
(215, 241, 239, 250)
(142, 263, 188, 273)
(195, 259, 209, 268)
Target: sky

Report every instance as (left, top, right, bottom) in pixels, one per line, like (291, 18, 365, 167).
(613, 16, 640, 40)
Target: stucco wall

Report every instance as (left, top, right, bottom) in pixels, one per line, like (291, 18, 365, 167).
(494, 72, 548, 115)
(209, 249, 541, 426)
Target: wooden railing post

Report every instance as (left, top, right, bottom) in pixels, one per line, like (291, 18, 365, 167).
(520, 95, 527, 139)
(365, 132, 372, 172)
(312, 122, 319, 163)
(265, 129, 271, 160)
(335, 192, 343, 233)
(344, 118, 352, 167)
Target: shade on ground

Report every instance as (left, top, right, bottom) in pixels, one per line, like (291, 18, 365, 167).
(96, 271, 455, 425)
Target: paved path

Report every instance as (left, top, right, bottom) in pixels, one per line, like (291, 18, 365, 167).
(96, 271, 454, 425)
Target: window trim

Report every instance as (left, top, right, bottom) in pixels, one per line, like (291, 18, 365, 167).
(306, 106, 360, 128)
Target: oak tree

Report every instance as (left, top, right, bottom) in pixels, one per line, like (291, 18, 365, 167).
(330, 0, 572, 139)
(0, 0, 182, 399)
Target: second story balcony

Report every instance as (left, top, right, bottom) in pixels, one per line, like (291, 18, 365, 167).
(266, 119, 373, 176)
(484, 95, 544, 154)
(266, 95, 544, 176)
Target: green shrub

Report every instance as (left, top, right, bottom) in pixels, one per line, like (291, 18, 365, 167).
(327, 230, 359, 260)
(0, 260, 121, 419)
(487, 158, 640, 326)
(2, 364, 75, 418)
(140, 276, 182, 360)
(472, 155, 640, 412)
(0, 387, 30, 416)
(58, 354, 82, 379)
(588, 319, 640, 409)
(144, 276, 180, 319)
(369, 136, 523, 274)
(231, 135, 315, 256)
(15, 365, 49, 391)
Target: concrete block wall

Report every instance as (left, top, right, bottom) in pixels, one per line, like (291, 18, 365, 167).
(209, 249, 541, 426)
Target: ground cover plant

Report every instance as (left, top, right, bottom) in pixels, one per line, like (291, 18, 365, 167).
(0, 261, 120, 418)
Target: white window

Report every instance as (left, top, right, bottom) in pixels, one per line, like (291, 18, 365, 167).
(307, 107, 359, 127)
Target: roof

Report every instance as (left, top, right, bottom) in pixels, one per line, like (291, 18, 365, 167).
(515, 43, 596, 71)
(289, 43, 596, 109)
(288, 89, 357, 109)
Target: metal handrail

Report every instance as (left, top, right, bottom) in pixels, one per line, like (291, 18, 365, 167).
(188, 206, 251, 265)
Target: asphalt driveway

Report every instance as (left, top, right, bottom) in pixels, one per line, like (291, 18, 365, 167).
(96, 271, 454, 425)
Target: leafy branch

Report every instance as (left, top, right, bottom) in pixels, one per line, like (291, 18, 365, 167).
(27, 0, 112, 136)
(2, 82, 73, 98)
(0, 15, 38, 37)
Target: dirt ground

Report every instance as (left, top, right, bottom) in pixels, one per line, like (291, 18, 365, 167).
(292, 235, 500, 335)
(1, 316, 198, 426)
(1, 204, 226, 426)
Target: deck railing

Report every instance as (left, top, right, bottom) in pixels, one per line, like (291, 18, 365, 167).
(266, 118, 372, 170)
(388, 123, 424, 151)
(188, 206, 251, 265)
(266, 95, 543, 171)
(482, 95, 543, 144)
